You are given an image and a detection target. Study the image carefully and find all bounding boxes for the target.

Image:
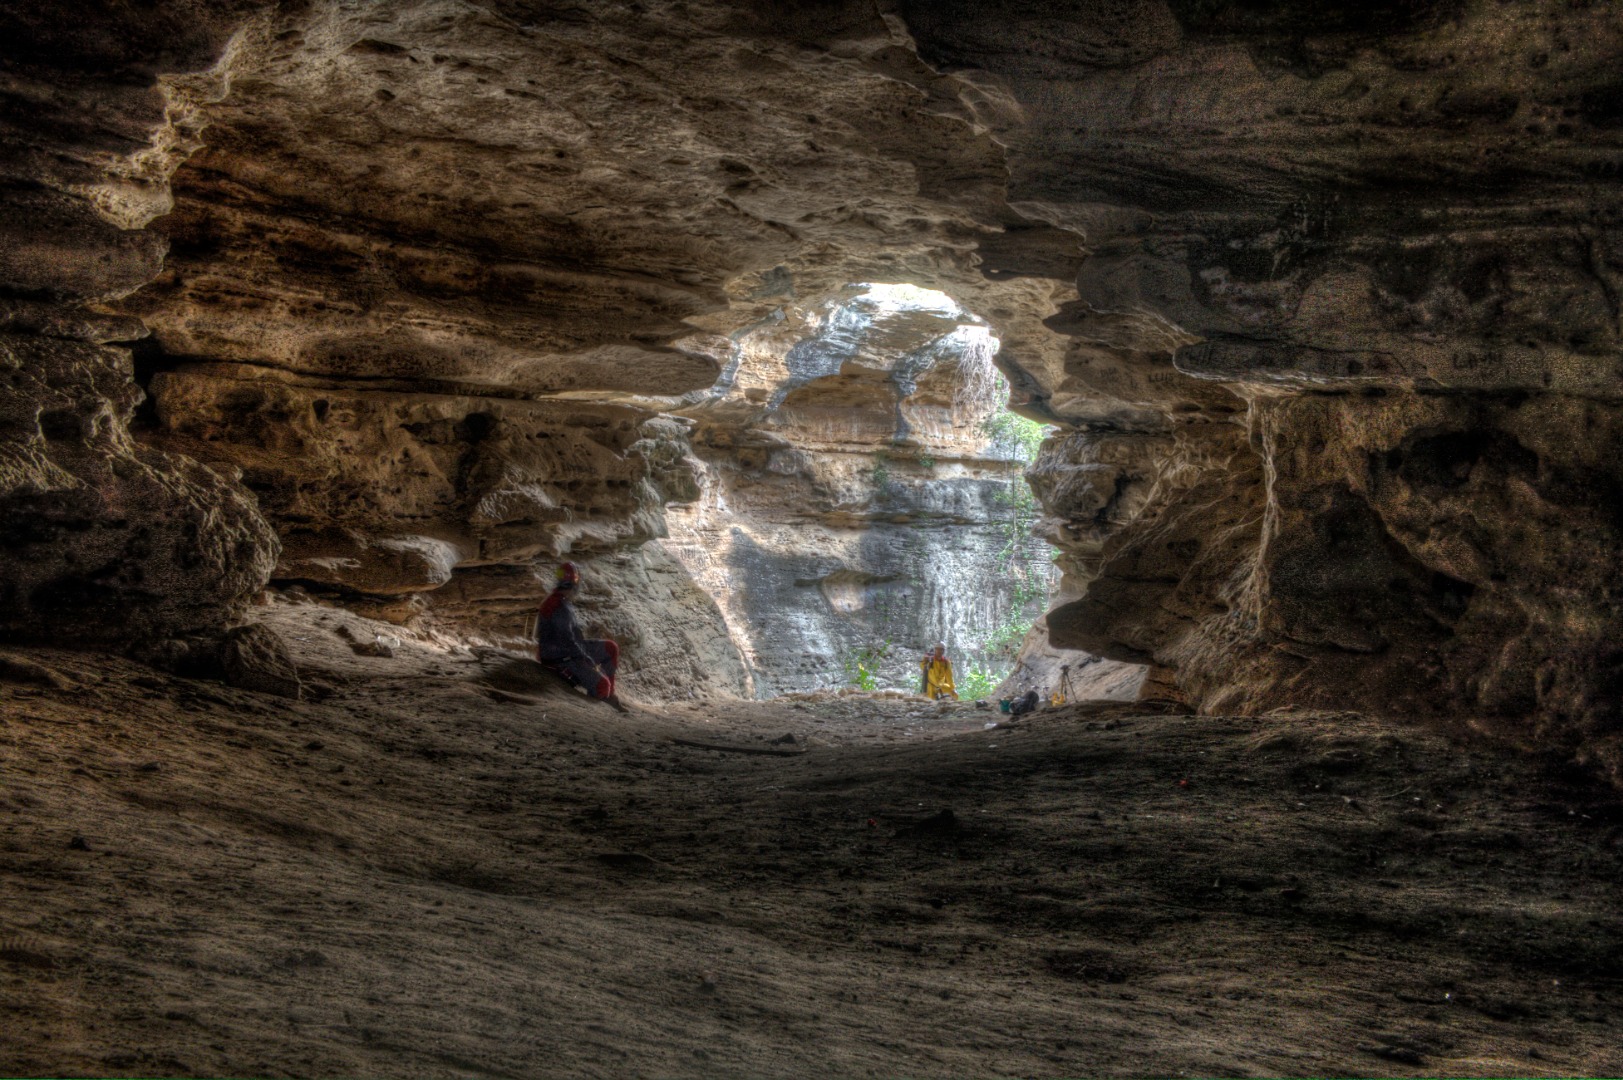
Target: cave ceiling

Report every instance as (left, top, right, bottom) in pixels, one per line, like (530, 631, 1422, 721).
(3, 0, 1623, 774)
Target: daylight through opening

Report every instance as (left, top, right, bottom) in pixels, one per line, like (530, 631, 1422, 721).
(658, 283, 1136, 704)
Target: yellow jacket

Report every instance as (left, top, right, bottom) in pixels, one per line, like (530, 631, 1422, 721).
(921, 655, 957, 699)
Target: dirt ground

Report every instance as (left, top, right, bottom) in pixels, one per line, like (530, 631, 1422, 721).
(2, 601, 1622, 1079)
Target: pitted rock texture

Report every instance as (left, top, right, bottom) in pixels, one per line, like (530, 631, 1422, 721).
(1, 0, 1621, 771)
(666, 284, 1123, 696)
(116, 0, 1038, 396)
(0, 333, 277, 643)
(0, 1, 279, 642)
(141, 361, 750, 696)
(1235, 391, 1623, 774)
(927, 0, 1623, 779)
(147, 365, 684, 574)
(220, 621, 303, 698)
(77, 0, 1080, 697)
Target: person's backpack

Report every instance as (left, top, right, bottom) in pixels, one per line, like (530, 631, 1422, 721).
(1009, 689, 1040, 717)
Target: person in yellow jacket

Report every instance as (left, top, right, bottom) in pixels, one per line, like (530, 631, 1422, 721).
(919, 642, 958, 700)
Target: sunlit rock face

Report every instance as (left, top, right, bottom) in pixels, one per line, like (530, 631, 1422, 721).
(147, 367, 682, 582)
(139, 355, 750, 697)
(5, 0, 1083, 698)
(66, 0, 1074, 699)
(665, 284, 1097, 695)
(116, 0, 1028, 390)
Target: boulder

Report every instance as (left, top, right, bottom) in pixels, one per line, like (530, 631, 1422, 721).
(220, 623, 302, 699)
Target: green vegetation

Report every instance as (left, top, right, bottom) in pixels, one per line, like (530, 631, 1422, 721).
(992, 482, 1042, 573)
(843, 639, 892, 692)
(839, 390, 1059, 699)
(982, 611, 1035, 662)
(870, 451, 891, 490)
(967, 395, 1057, 693)
(977, 392, 1048, 462)
(957, 662, 1002, 701)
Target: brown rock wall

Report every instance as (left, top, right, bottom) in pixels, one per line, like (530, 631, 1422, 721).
(936, 0, 1623, 776)
(1251, 393, 1623, 767)
(147, 364, 677, 565)
(0, 333, 277, 643)
(115, 0, 1027, 396)
(429, 544, 750, 699)
(4, 0, 1623, 761)
(0, 1, 281, 644)
(62, 0, 1070, 696)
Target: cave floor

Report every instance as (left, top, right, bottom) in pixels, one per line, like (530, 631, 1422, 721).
(2, 606, 1622, 1079)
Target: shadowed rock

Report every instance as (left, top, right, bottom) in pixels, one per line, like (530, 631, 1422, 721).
(220, 623, 302, 699)
(1, 0, 1621, 776)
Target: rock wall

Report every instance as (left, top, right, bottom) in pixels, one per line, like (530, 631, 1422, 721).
(53, 0, 1068, 698)
(138, 354, 751, 697)
(666, 285, 1095, 696)
(5, 0, 1093, 698)
(0, 3, 281, 644)
(926, 0, 1623, 778)
(996, 613, 1149, 706)
(4, 0, 1622, 768)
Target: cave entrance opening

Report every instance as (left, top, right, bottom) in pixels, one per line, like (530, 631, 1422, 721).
(663, 281, 1059, 702)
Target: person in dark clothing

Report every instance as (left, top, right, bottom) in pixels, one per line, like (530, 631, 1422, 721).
(1008, 688, 1040, 717)
(536, 561, 626, 711)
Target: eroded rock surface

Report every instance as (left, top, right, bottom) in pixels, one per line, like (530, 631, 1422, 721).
(2, 0, 1622, 767)
(667, 284, 1089, 694)
(0, 2, 280, 642)
(909, 0, 1623, 778)
(68, 0, 1070, 696)
(0, 331, 277, 644)
(220, 621, 303, 698)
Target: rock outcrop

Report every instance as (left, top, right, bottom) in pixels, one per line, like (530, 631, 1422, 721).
(0, 332, 277, 643)
(139, 357, 753, 696)
(667, 283, 1084, 695)
(0, 5, 280, 643)
(3, 0, 1622, 770)
(940, 0, 1623, 778)
(67, 0, 1059, 696)
(219, 621, 303, 698)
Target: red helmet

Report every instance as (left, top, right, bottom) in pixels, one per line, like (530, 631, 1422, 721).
(555, 561, 581, 587)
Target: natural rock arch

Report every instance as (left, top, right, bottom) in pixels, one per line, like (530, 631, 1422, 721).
(3, 0, 1622, 777)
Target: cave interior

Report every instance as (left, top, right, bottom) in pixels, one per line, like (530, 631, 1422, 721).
(3, 1, 1623, 1076)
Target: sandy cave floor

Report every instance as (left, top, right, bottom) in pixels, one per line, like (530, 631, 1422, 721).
(2, 603, 1622, 1079)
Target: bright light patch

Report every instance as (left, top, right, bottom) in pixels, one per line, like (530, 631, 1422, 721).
(855, 282, 970, 319)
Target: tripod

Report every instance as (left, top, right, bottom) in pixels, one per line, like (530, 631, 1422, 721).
(1050, 663, 1077, 706)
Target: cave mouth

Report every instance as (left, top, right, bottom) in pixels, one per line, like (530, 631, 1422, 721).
(658, 280, 1136, 705)
(117, 252, 1120, 705)
(0, 0, 1172, 712)
(11, 3, 1623, 1074)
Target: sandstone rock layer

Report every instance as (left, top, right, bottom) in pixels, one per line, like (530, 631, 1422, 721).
(2, 0, 1622, 770)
